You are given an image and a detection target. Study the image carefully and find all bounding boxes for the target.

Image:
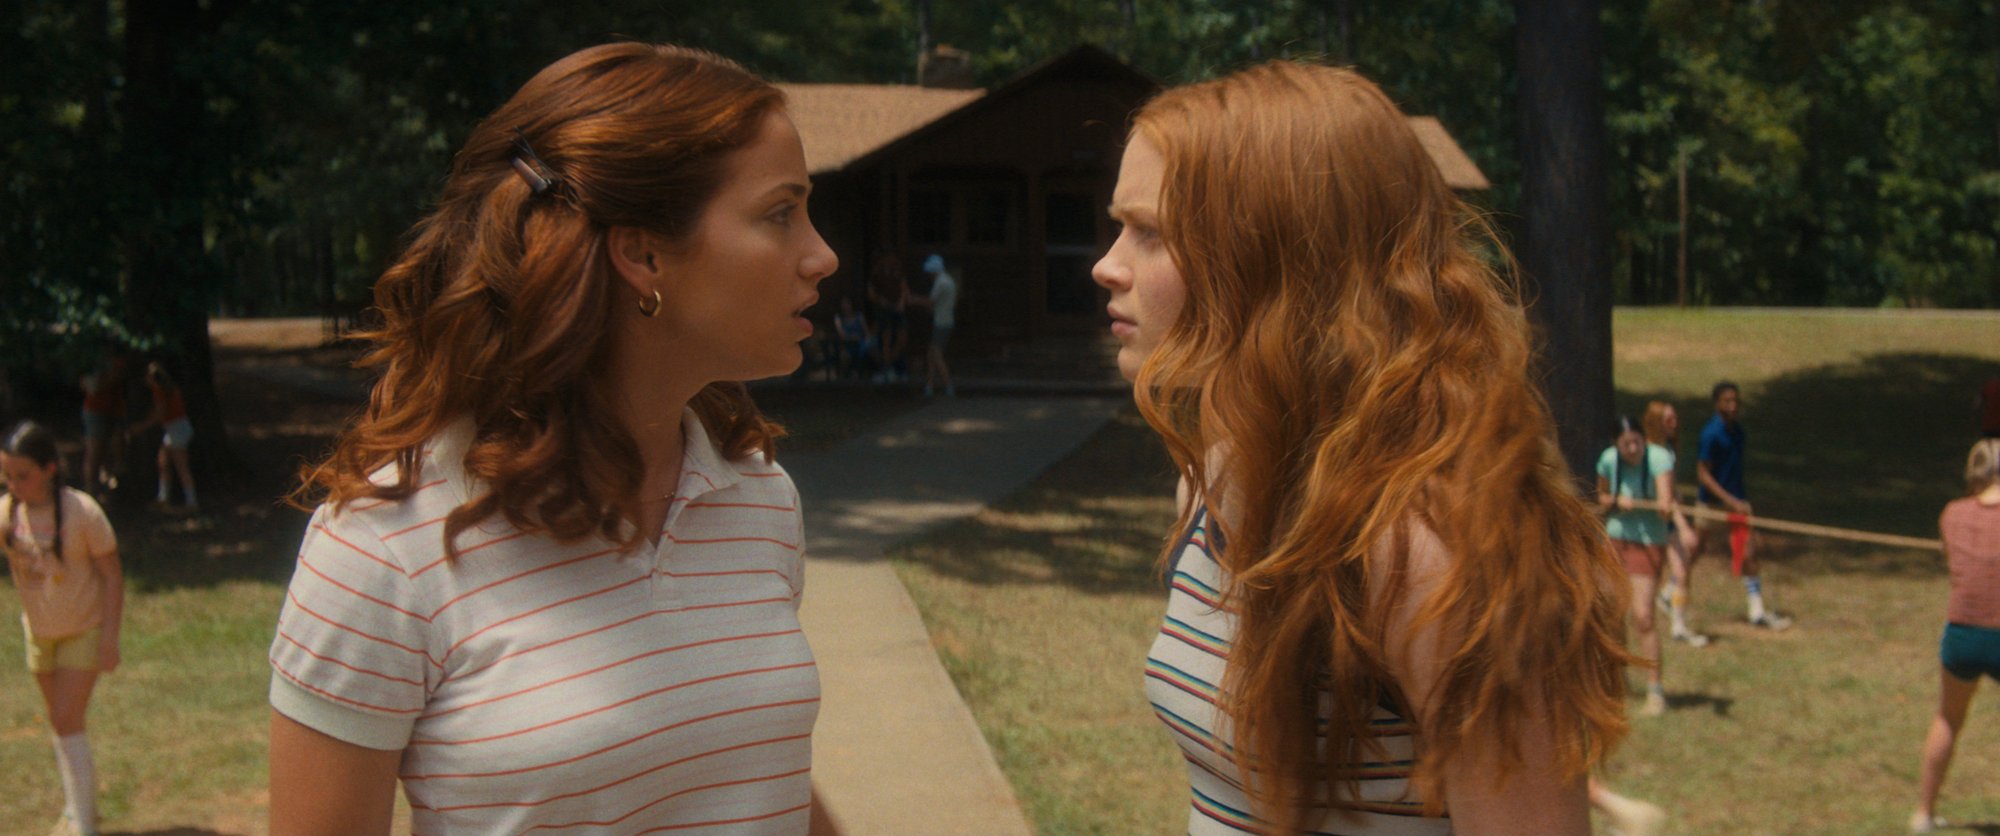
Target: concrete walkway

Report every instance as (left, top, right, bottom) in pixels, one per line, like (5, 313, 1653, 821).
(787, 395, 1124, 836)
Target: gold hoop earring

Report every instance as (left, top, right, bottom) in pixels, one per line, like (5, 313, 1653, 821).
(638, 288, 663, 318)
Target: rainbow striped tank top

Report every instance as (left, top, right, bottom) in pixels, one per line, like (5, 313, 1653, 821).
(1144, 508, 1452, 834)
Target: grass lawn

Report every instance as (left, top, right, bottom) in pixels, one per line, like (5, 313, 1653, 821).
(1, 344, 343, 834)
(0, 580, 283, 834)
(0, 335, 929, 833)
(892, 307, 2000, 835)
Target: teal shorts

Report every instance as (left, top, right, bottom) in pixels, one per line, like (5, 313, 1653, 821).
(1941, 622, 2000, 682)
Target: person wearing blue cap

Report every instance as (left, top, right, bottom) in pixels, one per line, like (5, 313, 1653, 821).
(908, 253, 958, 396)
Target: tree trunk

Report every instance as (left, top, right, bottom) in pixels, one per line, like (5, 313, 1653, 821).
(1514, 0, 1613, 484)
(1336, 0, 1357, 64)
(119, 0, 240, 481)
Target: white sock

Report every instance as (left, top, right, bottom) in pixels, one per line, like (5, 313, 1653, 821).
(53, 732, 96, 832)
(157, 475, 170, 503)
(1747, 591, 1767, 621)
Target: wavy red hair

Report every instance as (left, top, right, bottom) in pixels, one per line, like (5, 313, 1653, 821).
(1129, 62, 1632, 826)
(1642, 400, 1677, 447)
(295, 43, 785, 557)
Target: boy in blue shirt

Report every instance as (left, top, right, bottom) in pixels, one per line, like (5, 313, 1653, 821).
(1695, 382, 1791, 630)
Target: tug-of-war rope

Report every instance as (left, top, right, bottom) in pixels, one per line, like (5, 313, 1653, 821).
(1675, 492, 1943, 552)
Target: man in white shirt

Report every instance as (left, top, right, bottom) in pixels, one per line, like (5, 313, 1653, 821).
(908, 254, 958, 397)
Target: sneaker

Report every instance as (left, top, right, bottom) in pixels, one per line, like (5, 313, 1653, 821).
(1600, 795, 1667, 836)
(1750, 613, 1794, 631)
(1910, 811, 1944, 833)
(1671, 628, 1711, 648)
(1640, 689, 1667, 717)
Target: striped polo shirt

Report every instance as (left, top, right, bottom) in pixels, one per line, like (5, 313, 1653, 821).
(1144, 508, 1449, 835)
(269, 411, 819, 833)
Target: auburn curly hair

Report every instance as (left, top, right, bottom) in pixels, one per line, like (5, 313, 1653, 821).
(1129, 61, 1633, 827)
(294, 43, 785, 558)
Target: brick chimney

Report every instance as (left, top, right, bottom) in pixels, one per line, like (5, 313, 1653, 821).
(919, 44, 977, 89)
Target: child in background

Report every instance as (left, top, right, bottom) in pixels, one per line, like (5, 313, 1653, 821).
(833, 296, 875, 377)
(1695, 382, 1790, 630)
(867, 252, 910, 382)
(127, 362, 198, 512)
(77, 349, 129, 498)
(1597, 415, 1678, 717)
(1645, 400, 1709, 647)
(1911, 439, 2000, 833)
(2, 421, 125, 836)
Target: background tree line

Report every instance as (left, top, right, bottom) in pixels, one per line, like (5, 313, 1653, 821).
(2, 0, 1994, 466)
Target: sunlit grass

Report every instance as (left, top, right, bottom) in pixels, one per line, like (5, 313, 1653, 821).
(0, 580, 282, 834)
(0, 369, 928, 833)
(895, 307, 2000, 834)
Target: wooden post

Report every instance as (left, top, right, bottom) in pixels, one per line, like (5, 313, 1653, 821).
(916, 0, 931, 77)
(1676, 146, 1688, 308)
(1119, 0, 1136, 61)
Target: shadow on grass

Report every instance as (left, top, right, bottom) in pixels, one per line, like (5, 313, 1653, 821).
(70, 360, 933, 593)
(1619, 350, 1996, 576)
(1664, 692, 1735, 717)
(1, 361, 346, 596)
(913, 350, 1998, 596)
(51, 347, 1995, 597)
(894, 409, 1179, 595)
(97, 355, 350, 593)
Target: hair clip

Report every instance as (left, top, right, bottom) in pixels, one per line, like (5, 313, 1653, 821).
(511, 129, 560, 196)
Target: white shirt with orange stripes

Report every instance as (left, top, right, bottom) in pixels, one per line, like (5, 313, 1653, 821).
(269, 412, 819, 833)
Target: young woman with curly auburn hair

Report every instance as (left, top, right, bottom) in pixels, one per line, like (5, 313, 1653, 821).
(1095, 61, 1633, 834)
(268, 42, 836, 833)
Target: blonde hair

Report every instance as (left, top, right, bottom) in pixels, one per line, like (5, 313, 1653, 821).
(1130, 61, 1630, 826)
(1969, 439, 2000, 495)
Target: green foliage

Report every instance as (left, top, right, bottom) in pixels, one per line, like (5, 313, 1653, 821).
(3, 0, 1995, 385)
(1606, 0, 2000, 307)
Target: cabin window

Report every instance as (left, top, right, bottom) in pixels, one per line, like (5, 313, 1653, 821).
(908, 189, 953, 246)
(905, 177, 1017, 250)
(964, 190, 1012, 246)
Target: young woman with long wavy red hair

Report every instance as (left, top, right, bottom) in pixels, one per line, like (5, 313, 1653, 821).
(266, 43, 836, 833)
(1095, 62, 1633, 834)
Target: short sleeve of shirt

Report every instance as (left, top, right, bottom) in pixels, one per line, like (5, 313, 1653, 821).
(1698, 423, 1724, 466)
(268, 505, 433, 751)
(931, 275, 959, 321)
(1595, 446, 1619, 487)
(1646, 444, 1676, 479)
(65, 490, 118, 559)
(780, 475, 806, 612)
